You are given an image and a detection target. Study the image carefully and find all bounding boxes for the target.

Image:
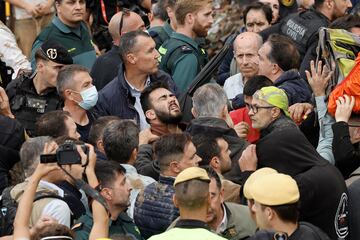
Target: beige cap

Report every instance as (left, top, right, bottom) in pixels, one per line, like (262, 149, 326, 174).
(251, 173, 300, 206)
(174, 167, 210, 186)
(243, 168, 278, 200)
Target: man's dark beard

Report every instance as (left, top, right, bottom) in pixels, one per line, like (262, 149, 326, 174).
(155, 109, 183, 125)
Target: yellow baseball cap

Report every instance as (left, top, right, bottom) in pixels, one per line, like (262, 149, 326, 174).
(254, 86, 290, 117)
(251, 173, 300, 206)
(243, 168, 278, 200)
(174, 167, 210, 186)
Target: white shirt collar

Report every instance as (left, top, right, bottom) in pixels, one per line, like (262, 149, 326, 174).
(217, 203, 228, 233)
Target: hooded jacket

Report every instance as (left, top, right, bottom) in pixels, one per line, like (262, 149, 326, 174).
(274, 69, 311, 106)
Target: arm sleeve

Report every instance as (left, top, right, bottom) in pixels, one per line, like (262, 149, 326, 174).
(134, 144, 154, 175)
(315, 96, 335, 164)
(42, 199, 71, 227)
(171, 54, 199, 92)
(0, 28, 31, 78)
(299, 39, 318, 80)
(332, 121, 360, 177)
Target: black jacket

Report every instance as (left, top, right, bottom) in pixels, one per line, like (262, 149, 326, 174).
(253, 116, 348, 240)
(90, 45, 122, 91)
(95, 64, 177, 125)
(274, 69, 311, 105)
(332, 121, 360, 178)
(0, 116, 25, 192)
(6, 74, 63, 136)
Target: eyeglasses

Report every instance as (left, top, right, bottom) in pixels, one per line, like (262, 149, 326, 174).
(119, 8, 131, 36)
(246, 103, 274, 114)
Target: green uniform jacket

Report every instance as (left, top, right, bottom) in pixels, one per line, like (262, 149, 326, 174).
(223, 202, 257, 240)
(148, 21, 174, 50)
(159, 32, 208, 92)
(167, 203, 257, 240)
(73, 211, 143, 240)
(30, 16, 96, 70)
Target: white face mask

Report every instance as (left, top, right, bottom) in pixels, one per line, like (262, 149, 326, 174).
(78, 86, 98, 110)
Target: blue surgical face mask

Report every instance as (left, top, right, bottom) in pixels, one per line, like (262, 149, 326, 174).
(78, 86, 98, 110)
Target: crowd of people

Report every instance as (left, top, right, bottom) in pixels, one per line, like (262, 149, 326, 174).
(1, 0, 360, 239)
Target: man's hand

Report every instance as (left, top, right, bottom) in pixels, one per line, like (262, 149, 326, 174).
(239, 144, 258, 171)
(30, 216, 58, 237)
(234, 121, 249, 139)
(0, 87, 14, 118)
(139, 128, 159, 145)
(24, 3, 41, 17)
(305, 60, 332, 97)
(288, 103, 313, 123)
(335, 95, 355, 123)
(37, 2, 53, 15)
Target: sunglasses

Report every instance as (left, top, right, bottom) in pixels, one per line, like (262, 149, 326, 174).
(119, 8, 131, 35)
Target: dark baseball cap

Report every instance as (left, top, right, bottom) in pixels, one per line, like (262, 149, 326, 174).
(40, 40, 73, 65)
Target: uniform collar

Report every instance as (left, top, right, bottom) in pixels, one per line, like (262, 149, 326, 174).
(171, 32, 199, 50)
(52, 16, 82, 37)
(175, 219, 210, 230)
(163, 21, 174, 37)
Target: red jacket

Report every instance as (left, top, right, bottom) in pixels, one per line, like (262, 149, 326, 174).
(230, 107, 260, 143)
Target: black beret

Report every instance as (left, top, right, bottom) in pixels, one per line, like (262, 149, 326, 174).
(40, 40, 73, 65)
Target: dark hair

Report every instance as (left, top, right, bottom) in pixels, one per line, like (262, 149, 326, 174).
(160, 0, 177, 9)
(54, 136, 84, 146)
(261, 203, 299, 224)
(152, 2, 168, 21)
(192, 134, 221, 166)
(56, 64, 89, 98)
(175, 179, 209, 210)
(35, 110, 71, 138)
(314, 0, 326, 9)
(88, 116, 120, 146)
(267, 34, 300, 71)
(243, 2, 272, 25)
(330, 14, 360, 31)
(31, 223, 74, 240)
(95, 160, 126, 188)
(202, 165, 222, 189)
(154, 133, 192, 172)
(140, 80, 171, 114)
(243, 75, 274, 96)
(34, 48, 49, 62)
(103, 120, 139, 164)
(119, 30, 151, 62)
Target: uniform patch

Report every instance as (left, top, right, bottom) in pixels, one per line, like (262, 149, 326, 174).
(181, 45, 193, 53)
(71, 222, 83, 231)
(335, 193, 349, 239)
(46, 48, 57, 60)
(281, 0, 295, 7)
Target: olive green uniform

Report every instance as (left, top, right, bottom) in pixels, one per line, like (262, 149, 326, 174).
(73, 211, 143, 240)
(159, 32, 208, 92)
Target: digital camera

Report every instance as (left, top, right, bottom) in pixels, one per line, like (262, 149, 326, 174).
(40, 140, 88, 165)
